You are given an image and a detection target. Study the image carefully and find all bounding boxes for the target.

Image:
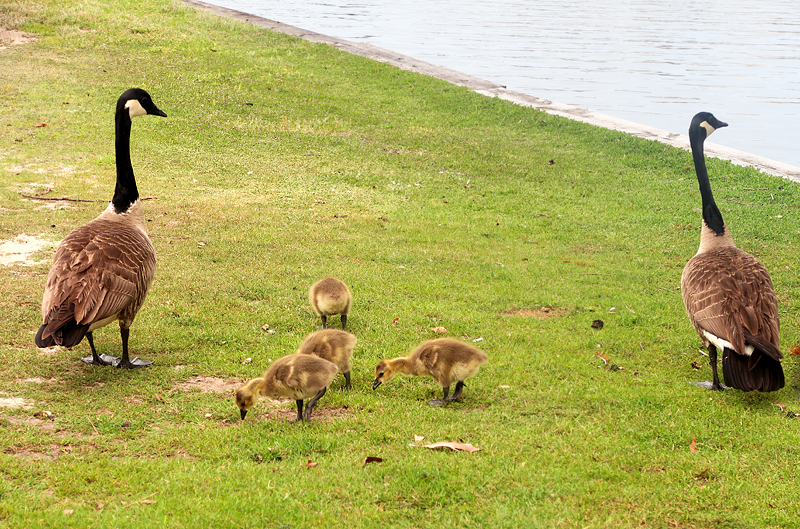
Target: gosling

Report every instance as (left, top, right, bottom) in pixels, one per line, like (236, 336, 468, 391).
(296, 329, 356, 390)
(372, 338, 488, 405)
(235, 353, 338, 422)
(308, 277, 351, 330)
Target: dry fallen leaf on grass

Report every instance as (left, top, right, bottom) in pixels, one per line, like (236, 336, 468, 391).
(689, 438, 698, 454)
(790, 345, 800, 356)
(413, 435, 425, 443)
(431, 326, 447, 334)
(424, 442, 480, 453)
(362, 456, 383, 466)
(392, 317, 400, 325)
(305, 460, 318, 469)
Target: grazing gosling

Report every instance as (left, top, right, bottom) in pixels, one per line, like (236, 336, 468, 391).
(296, 329, 357, 390)
(235, 353, 338, 422)
(308, 277, 351, 330)
(372, 338, 488, 405)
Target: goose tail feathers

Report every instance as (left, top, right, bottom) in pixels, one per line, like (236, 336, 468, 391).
(722, 347, 785, 393)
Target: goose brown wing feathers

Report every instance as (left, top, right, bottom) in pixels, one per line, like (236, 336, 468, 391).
(682, 246, 779, 356)
(39, 218, 156, 343)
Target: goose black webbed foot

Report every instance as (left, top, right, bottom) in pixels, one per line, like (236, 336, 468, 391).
(81, 353, 117, 366)
(114, 357, 154, 369)
(694, 381, 726, 391)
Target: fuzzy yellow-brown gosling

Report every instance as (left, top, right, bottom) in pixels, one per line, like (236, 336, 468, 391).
(308, 277, 351, 330)
(296, 329, 357, 390)
(34, 89, 167, 369)
(235, 353, 338, 422)
(372, 338, 488, 405)
(681, 112, 783, 392)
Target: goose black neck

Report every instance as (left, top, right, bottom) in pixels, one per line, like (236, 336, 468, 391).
(112, 108, 139, 214)
(690, 130, 726, 236)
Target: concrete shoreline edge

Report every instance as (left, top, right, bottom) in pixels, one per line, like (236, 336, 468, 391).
(181, 0, 800, 183)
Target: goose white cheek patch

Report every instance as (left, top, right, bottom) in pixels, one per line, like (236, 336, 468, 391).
(699, 120, 716, 138)
(125, 99, 147, 119)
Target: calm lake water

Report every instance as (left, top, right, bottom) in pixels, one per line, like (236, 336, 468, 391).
(207, 0, 800, 168)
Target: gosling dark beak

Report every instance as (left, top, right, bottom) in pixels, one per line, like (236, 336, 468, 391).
(240, 409, 248, 420)
(372, 379, 382, 390)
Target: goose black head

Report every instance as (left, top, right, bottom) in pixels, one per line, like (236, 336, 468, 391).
(118, 88, 168, 120)
(689, 112, 728, 143)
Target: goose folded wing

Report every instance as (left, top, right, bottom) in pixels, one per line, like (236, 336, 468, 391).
(47, 232, 148, 327)
(684, 264, 748, 355)
(686, 256, 779, 358)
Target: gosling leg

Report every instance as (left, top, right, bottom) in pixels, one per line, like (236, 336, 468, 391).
(80, 332, 115, 366)
(340, 314, 347, 331)
(427, 385, 449, 406)
(291, 399, 304, 423)
(343, 371, 352, 390)
(321, 315, 328, 329)
(303, 387, 327, 422)
(447, 381, 465, 401)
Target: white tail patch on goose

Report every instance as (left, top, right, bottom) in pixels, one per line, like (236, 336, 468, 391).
(702, 330, 755, 356)
(125, 99, 147, 119)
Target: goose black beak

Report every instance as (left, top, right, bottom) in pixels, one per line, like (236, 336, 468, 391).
(240, 409, 248, 420)
(372, 379, 382, 390)
(151, 106, 167, 118)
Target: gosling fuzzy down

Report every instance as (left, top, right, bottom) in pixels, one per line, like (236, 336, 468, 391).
(235, 353, 338, 422)
(35, 88, 167, 369)
(308, 277, 351, 330)
(372, 338, 488, 405)
(296, 329, 357, 389)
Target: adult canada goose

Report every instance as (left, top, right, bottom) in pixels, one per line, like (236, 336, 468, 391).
(296, 328, 356, 390)
(681, 111, 784, 392)
(34, 88, 167, 369)
(372, 338, 488, 405)
(308, 277, 351, 330)
(235, 353, 338, 422)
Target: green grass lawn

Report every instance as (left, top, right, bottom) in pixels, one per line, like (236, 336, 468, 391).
(2, 1, 800, 527)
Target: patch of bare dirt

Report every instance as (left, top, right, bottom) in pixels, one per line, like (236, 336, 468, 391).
(5, 416, 57, 431)
(0, 396, 34, 409)
(501, 307, 566, 318)
(0, 234, 52, 266)
(253, 403, 355, 423)
(15, 377, 58, 385)
(37, 346, 61, 357)
(6, 445, 61, 460)
(0, 28, 34, 48)
(176, 376, 242, 394)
